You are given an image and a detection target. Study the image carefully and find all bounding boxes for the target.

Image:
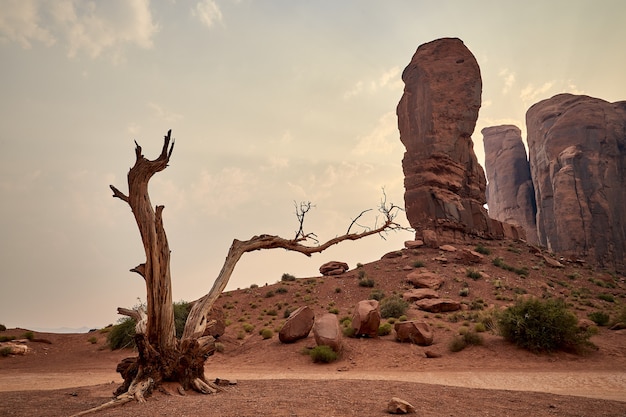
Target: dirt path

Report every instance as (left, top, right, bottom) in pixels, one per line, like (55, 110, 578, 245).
(1, 368, 624, 402)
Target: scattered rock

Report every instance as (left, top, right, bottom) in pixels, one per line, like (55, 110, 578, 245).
(415, 298, 461, 313)
(406, 271, 445, 290)
(319, 261, 349, 276)
(203, 307, 226, 338)
(402, 288, 440, 302)
(351, 300, 381, 338)
(387, 397, 416, 414)
(433, 256, 448, 263)
(279, 306, 315, 343)
(542, 255, 564, 268)
(577, 318, 596, 331)
(382, 250, 404, 259)
(421, 230, 439, 248)
(313, 313, 342, 352)
(439, 244, 457, 252)
(0, 343, 29, 355)
(424, 350, 442, 358)
(455, 248, 484, 264)
(394, 321, 433, 346)
(404, 240, 424, 249)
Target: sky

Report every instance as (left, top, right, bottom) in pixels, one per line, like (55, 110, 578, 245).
(1, 0, 625, 331)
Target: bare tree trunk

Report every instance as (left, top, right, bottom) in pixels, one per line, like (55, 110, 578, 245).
(102, 130, 406, 407)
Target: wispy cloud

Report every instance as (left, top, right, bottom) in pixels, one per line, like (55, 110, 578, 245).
(343, 66, 403, 99)
(520, 81, 555, 106)
(351, 112, 400, 156)
(193, 0, 223, 28)
(498, 68, 516, 94)
(0, 0, 159, 60)
(148, 102, 183, 123)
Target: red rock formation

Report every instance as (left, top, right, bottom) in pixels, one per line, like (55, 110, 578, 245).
(397, 38, 517, 241)
(526, 93, 626, 272)
(482, 125, 538, 244)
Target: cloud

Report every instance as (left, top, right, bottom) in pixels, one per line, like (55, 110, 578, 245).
(148, 102, 183, 123)
(190, 167, 258, 216)
(351, 112, 400, 157)
(343, 66, 403, 99)
(193, 0, 223, 28)
(0, 0, 159, 60)
(498, 68, 516, 94)
(520, 81, 555, 106)
(0, 0, 55, 48)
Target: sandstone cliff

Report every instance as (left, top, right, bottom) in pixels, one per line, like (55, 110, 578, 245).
(526, 93, 626, 272)
(397, 38, 520, 241)
(482, 125, 538, 244)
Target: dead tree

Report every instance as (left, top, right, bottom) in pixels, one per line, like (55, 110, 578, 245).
(92, 130, 404, 410)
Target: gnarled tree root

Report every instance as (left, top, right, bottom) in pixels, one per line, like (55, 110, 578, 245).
(69, 378, 154, 417)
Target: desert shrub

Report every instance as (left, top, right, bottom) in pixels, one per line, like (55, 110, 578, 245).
(107, 317, 137, 350)
(466, 269, 481, 280)
(493, 257, 529, 277)
(242, 323, 254, 333)
(597, 293, 615, 303)
(378, 322, 393, 336)
(281, 273, 296, 282)
(173, 300, 191, 339)
(398, 315, 408, 322)
(369, 289, 385, 301)
(88, 336, 98, 344)
(358, 278, 375, 288)
(357, 269, 367, 279)
(309, 345, 338, 363)
(413, 260, 425, 268)
(283, 307, 296, 319)
(250, 283, 259, 289)
(334, 287, 342, 293)
(380, 296, 409, 319)
(265, 290, 275, 298)
(22, 331, 34, 341)
(449, 331, 484, 352)
(259, 328, 273, 339)
(497, 298, 593, 353)
(0, 335, 15, 342)
(474, 322, 487, 333)
(276, 287, 288, 294)
(0, 324, 6, 332)
(588, 311, 610, 326)
(328, 308, 339, 315)
(459, 288, 469, 297)
(474, 244, 491, 255)
(0, 347, 12, 357)
(237, 331, 245, 340)
(215, 342, 225, 353)
(266, 309, 278, 316)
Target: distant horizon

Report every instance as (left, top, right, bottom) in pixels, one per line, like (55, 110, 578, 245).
(2, 1, 625, 329)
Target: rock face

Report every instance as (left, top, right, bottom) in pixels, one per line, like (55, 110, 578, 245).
(397, 38, 512, 241)
(351, 300, 381, 338)
(526, 94, 626, 272)
(279, 306, 314, 343)
(482, 125, 538, 244)
(319, 261, 349, 276)
(394, 321, 433, 345)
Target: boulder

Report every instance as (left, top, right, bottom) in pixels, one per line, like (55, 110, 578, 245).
(313, 313, 342, 352)
(482, 125, 539, 245)
(387, 397, 416, 414)
(421, 230, 439, 248)
(397, 37, 512, 240)
(319, 261, 349, 276)
(278, 306, 314, 343)
(394, 321, 433, 345)
(439, 244, 457, 252)
(404, 240, 424, 249)
(455, 248, 484, 264)
(203, 307, 226, 338)
(526, 93, 626, 273)
(415, 298, 461, 313)
(406, 271, 444, 290)
(542, 255, 564, 269)
(402, 288, 439, 302)
(351, 300, 381, 337)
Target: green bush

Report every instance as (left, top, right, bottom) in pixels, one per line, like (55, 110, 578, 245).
(380, 296, 409, 319)
(88, 336, 98, 344)
(449, 331, 484, 352)
(107, 317, 137, 350)
(276, 287, 288, 294)
(358, 278, 375, 288)
(588, 311, 610, 326)
(493, 257, 529, 277)
(0, 335, 15, 342)
(281, 273, 296, 282)
(597, 293, 615, 303)
(22, 331, 34, 341)
(413, 260, 425, 268)
(265, 290, 275, 298)
(0, 324, 6, 332)
(369, 289, 385, 301)
(309, 345, 338, 363)
(459, 288, 469, 297)
(259, 328, 273, 339)
(466, 269, 481, 280)
(173, 300, 191, 339)
(474, 244, 491, 255)
(497, 298, 593, 353)
(1, 347, 12, 357)
(377, 322, 393, 336)
(242, 323, 254, 333)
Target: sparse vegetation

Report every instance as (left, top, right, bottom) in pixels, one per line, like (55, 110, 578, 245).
(498, 298, 594, 353)
(449, 331, 484, 352)
(250, 283, 259, 289)
(88, 336, 98, 344)
(281, 273, 296, 282)
(23, 331, 34, 341)
(107, 317, 136, 350)
(173, 300, 191, 339)
(358, 277, 375, 288)
(413, 260, 425, 268)
(276, 287, 288, 294)
(369, 289, 385, 301)
(265, 290, 275, 298)
(459, 287, 470, 297)
(242, 323, 255, 333)
(308, 345, 338, 363)
(378, 322, 393, 336)
(380, 296, 409, 319)
(1, 347, 12, 357)
(215, 342, 225, 353)
(588, 311, 610, 326)
(597, 293, 615, 303)
(466, 268, 481, 280)
(474, 244, 491, 255)
(493, 257, 529, 277)
(0, 324, 6, 332)
(259, 328, 273, 339)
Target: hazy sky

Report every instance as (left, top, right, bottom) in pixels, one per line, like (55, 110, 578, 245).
(1, 0, 625, 331)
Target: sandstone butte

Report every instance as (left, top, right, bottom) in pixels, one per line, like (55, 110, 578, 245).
(483, 94, 626, 273)
(397, 37, 522, 242)
(482, 125, 538, 245)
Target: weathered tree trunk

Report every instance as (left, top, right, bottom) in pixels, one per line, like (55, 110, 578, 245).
(98, 130, 405, 411)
